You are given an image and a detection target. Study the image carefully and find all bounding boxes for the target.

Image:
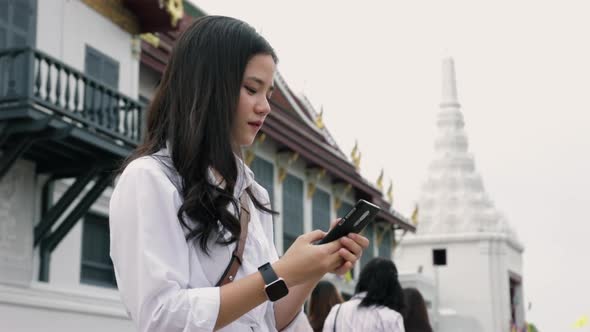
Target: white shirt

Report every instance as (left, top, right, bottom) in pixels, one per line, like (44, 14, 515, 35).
(322, 293, 405, 332)
(109, 150, 303, 331)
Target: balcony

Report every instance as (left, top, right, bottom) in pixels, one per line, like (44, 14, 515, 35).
(0, 47, 144, 179)
(0, 47, 145, 281)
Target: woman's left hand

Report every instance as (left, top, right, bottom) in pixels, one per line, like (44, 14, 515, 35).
(328, 219, 370, 275)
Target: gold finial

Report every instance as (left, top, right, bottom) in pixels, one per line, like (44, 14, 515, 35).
(140, 33, 160, 48)
(245, 150, 255, 166)
(351, 141, 361, 171)
(165, 0, 184, 28)
(387, 180, 393, 204)
(277, 152, 299, 183)
(376, 227, 388, 246)
(306, 168, 326, 198)
(314, 106, 325, 129)
(243, 133, 267, 166)
(351, 140, 358, 160)
(333, 197, 342, 211)
(353, 152, 361, 170)
(332, 184, 352, 213)
(410, 204, 419, 226)
(376, 169, 384, 191)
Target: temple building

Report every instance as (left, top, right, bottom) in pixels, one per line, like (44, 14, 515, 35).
(395, 58, 525, 332)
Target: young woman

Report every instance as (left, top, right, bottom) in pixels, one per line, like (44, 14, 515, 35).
(307, 280, 344, 332)
(109, 16, 368, 332)
(322, 258, 406, 331)
(402, 288, 433, 332)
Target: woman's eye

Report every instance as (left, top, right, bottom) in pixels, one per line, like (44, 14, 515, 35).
(245, 86, 256, 94)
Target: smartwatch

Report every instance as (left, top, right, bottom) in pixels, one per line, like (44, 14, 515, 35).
(258, 262, 289, 301)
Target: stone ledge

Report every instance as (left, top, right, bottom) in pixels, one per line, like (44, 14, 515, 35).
(0, 283, 129, 319)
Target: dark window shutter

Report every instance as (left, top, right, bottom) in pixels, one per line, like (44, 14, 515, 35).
(360, 224, 374, 269)
(0, 0, 36, 96)
(85, 46, 120, 88)
(250, 156, 274, 207)
(84, 46, 119, 118)
(1, 0, 37, 47)
(282, 174, 303, 253)
(102, 57, 119, 89)
(378, 228, 392, 258)
(0, 27, 5, 49)
(81, 213, 117, 288)
(85, 49, 102, 82)
(312, 188, 330, 232)
(0, 1, 8, 22)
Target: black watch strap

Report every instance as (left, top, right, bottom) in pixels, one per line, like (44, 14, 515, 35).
(258, 262, 278, 285)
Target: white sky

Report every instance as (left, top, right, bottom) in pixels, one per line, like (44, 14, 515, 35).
(193, 1, 590, 330)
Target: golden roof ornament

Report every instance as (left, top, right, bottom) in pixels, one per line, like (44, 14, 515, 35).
(351, 140, 361, 171)
(314, 106, 325, 129)
(376, 169, 384, 191)
(140, 33, 160, 48)
(244, 133, 266, 166)
(410, 204, 419, 226)
(163, 0, 183, 28)
(387, 180, 393, 204)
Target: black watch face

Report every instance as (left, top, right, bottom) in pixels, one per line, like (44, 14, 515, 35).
(266, 279, 289, 301)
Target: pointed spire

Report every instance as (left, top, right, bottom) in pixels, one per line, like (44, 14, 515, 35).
(376, 169, 384, 191)
(411, 204, 419, 226)
(416, 58, 518, 239)
(387, 180, 393, 204)
(351, 140, 361, 170)
(315, 106, 325, 129)
(441, 57, 460, 108)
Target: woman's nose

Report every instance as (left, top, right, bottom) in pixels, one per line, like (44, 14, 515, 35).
(256, 98, 271, 115)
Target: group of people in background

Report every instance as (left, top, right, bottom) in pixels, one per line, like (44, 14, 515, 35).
(303, 258, 433, 332)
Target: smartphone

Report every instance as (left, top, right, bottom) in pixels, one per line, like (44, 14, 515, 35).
(316, 199, 381, 245)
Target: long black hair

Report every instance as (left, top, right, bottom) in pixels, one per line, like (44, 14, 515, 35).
(308, 281, 343, 332)
(355, 257, 405, 313)
(123, 16, 278, 253)
(402, 287, 433, 332)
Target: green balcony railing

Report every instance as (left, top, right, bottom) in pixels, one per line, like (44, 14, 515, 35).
(0, 47, 144, 146)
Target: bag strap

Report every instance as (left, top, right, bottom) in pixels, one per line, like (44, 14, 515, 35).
(333, 304, 342, 332)
(216, 193, 251, 286)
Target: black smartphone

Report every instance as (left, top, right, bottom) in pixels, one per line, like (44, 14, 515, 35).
(316, 199, 381, 245)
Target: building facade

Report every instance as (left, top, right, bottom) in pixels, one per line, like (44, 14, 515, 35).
(0, 1, 413, 330)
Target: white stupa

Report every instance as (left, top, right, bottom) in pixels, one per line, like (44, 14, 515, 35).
(418, 58, 517, 238)
(395, 58, 526, 332)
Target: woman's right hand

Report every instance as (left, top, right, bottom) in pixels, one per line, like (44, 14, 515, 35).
(273, 230, 344, 287)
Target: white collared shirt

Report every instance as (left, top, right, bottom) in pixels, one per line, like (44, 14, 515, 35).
(109, 150, 301, 331)
(322, 293, 405, 332)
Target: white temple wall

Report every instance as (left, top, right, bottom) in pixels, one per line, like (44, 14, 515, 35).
(396, 235, 525, 332)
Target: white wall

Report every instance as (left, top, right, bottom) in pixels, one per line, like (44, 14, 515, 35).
(0, 160, 36, 286)
(0, 283, 132, 332)
(36, 0, 139, 99)
(395, 234, 524, 332)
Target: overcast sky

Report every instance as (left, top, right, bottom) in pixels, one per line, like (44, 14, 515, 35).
(193, 1, 590, 330)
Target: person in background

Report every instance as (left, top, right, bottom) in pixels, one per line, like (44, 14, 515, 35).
(307, 281, 344, 332)
(322, 257, 405, 331)
(402, 287, 433, 332)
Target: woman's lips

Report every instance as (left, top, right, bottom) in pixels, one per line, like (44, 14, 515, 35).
(248, 121, 262, 128)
